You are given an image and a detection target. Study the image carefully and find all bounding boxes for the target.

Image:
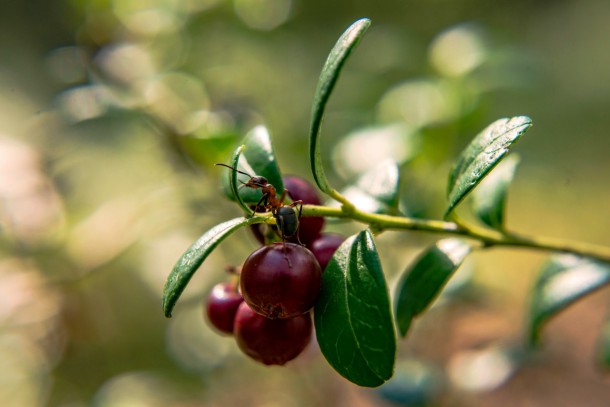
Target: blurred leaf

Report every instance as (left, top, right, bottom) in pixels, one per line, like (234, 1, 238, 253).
(470, 154, 521, 230)
(333, 123, 421, 178)
(376, 79, 461, 128)
(445, 116, 532, 218)
(337, 159, 400, 214)
(395, 239, 473, 337)
(163, 216, 265, 317)
(528, 255, 610, 346)
(598, 316, 610, 369)
(222, 125, 284, 204)
(309, 18, 371, 195)
(178, 131, 238, 167)
(314, 229, 396, 387)
(447, 345, 521, 392)
(375, 359, 443, 406)
(429, 23, 487, 78)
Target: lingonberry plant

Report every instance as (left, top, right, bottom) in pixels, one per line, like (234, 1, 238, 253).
(164, 18, 610, 387)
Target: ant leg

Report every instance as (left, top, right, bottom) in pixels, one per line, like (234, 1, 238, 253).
(289, 200, 304, 246)
(279, 189, 287, 204)
(250, 193, 269, 217)
(277, 215, 292, 268)
(284, 188, 296, 202)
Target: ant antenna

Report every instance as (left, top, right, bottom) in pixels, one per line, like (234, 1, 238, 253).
(215, 163, 253, 178)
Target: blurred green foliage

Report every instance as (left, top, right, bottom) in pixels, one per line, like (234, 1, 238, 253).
(1, 0, 610, 406)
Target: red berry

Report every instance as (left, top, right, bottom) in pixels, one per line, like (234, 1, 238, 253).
(283, 175, 325, 244)
(233, 302, 312, 365)
(283, 175, 322, 206)
(240, 242, 322, 319)
(309, 233, 346, 271)
(205, 282, 244, 335)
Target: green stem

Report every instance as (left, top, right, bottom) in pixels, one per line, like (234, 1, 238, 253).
(300, 204, 610, 263)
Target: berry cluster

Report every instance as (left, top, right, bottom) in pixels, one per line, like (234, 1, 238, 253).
(205, 176, 345, 365)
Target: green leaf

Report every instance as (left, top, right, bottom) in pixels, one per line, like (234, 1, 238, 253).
(470, 154, 521, 230)
(226, 144, 254, 216)
(163, 216, 264, 317)
(309, 18, 371, 195)
(394, 238, 473, 337)
(336, 159, 400, 214)
(445, 116, 532, 218)
(223, 125, 283, 204)
(314, 229, 396, 387)
(528, 255, 610, 346)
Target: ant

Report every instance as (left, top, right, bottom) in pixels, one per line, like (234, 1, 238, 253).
(216, 164, 303, 248)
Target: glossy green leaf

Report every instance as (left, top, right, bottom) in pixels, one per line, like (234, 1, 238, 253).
(163, 216, 264, 317)
(309, 18, 371, 195)
(470, 154, 520, 230)
(445, 116, 532, 218)
(394, 239, 473, 337)
(314, 229, 396, 387)
(337, 159, 400, 214)
(528, 254, 610, 346)
(223, 125, 283, 204)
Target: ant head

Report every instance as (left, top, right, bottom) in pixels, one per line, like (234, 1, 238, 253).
(244, 176, 268, 189)
(215, 163, 269, 189)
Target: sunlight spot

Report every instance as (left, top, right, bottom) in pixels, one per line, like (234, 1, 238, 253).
(429, 23, 486, 77)
(233, 0, 292, 31)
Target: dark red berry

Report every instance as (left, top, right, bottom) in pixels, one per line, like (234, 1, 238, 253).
(205, 282, 244, 335)
(283, 175, 325, 244)
(240, 242, 322, 319)
(309, 233, 346, 271)
(283, 175, 322, 206)
(233, 302, 312, 365)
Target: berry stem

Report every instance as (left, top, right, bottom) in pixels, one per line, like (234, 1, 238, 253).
(299, 204, 610, 263)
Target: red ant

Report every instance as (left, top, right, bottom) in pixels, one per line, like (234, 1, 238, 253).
(216, 164, 303, 247)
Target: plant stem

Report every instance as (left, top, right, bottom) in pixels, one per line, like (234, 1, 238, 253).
(300, 204, 610, 263)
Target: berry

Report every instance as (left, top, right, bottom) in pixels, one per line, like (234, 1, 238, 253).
(309, 233, 346, 271)
(233, 302, 312, 365)
(205, 282, 244, 335)
(240, 242, 322, 319)
(283, 175, 325, 244)
(283, 175, 321, 206)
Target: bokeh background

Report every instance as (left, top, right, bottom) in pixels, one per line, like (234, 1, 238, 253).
(1, 0, 610, 406)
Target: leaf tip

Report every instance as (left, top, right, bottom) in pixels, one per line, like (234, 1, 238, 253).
(162, 285, 175, 318)
(162, 298, 173, 318)
(443, 206, 456, 221)
(507, 115, 533, 134)
(398, 319, 411, 338)
(355, 17, 372, 27)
